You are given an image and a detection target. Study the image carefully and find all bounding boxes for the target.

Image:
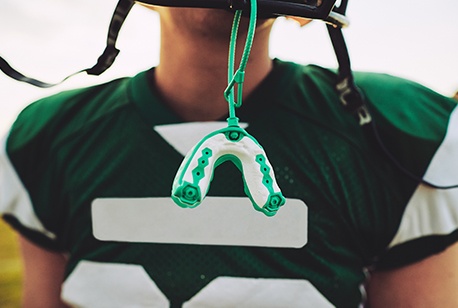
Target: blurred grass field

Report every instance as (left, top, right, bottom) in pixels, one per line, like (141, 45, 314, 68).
(0, 219, 22, 307)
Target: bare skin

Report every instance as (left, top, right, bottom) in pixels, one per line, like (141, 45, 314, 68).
(367, 242, 458, 307)
(19, 236, 69, 308)
(149, 7, 276, 121)
(18, 5, 458, 307)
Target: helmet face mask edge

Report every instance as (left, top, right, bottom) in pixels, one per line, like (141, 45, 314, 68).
(136, 0, 346, 25)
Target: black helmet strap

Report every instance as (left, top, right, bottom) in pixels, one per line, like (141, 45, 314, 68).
(325, 0, 372, 126)
(0, 0, 134, 88)
(327, 24, 372, 126)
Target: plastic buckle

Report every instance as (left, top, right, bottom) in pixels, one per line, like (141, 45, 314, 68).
(224, 69, 246, 107)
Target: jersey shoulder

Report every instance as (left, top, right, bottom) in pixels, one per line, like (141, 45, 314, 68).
(2, 76, 135, 250)
(7, 77, 131, 153)
(288, 62, 457, 176)
(353, 70, 456, 126)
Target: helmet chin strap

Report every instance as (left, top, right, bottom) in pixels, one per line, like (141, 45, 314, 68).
(323, 0, 372, 126)
(0, 0, 134, 88)
(171, 0, 286, 216)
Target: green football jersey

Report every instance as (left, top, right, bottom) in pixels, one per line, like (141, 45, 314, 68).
(1, 59, 457, 307)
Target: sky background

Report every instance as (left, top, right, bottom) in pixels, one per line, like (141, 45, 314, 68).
(1, 0, 457, 134)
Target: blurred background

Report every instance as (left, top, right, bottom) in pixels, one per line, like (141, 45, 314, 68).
(1, 0, 457, 305)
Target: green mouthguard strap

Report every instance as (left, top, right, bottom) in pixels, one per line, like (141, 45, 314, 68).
(224, 0, 257, 126)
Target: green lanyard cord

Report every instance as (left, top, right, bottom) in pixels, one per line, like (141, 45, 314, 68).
(225, 0, 258, 127)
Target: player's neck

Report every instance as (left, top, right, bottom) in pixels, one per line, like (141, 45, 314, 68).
(153, 21, 274, 122)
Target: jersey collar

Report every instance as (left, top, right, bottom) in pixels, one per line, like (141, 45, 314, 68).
(128, 59, 299, 126)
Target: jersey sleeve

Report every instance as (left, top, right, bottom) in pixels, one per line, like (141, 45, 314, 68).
(0, 78, 132, 252)
(1, 134, 59, 250)
(379, 106, 458, 268)
(0, 94, 74, 251)
(356, 72, 458, 268)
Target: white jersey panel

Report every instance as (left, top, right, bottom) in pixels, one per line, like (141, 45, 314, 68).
(423, 106, 458, 186)
(184, 277, 334, 308)
(389, 184, 458, 248)
(61, 260, 169, 307)
(62, 261, 334, 308)
(92, 197, 307, 248)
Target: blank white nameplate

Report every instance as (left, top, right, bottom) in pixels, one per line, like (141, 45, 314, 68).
(92, 197, 307, 248)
